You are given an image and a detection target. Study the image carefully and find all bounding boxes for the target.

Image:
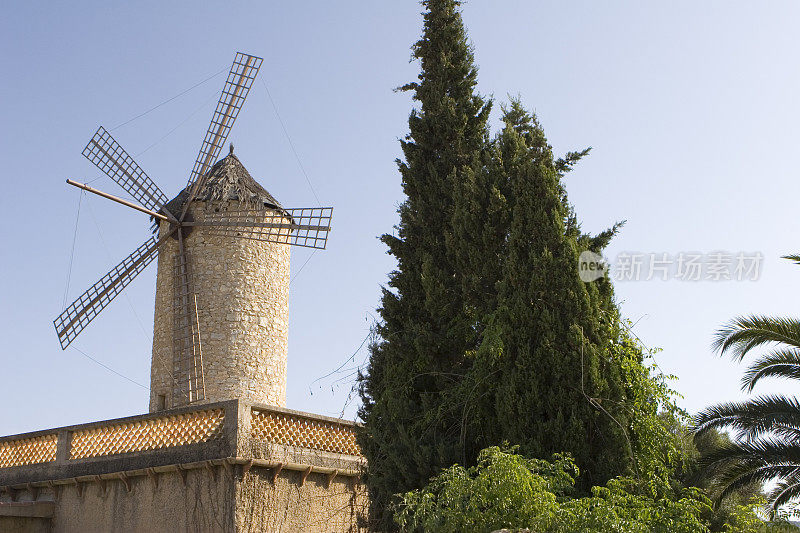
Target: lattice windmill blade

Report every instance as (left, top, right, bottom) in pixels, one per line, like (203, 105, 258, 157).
(192, 207, 333, 250)
(180, 52, 263, 220)
(53, 232, 174, 350)
(82, 126, 176, 221)
(171, 242, 205, 405)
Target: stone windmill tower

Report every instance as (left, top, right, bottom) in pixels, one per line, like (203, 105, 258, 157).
(149, 150, 297, 412)
(53, 52, 332, 413)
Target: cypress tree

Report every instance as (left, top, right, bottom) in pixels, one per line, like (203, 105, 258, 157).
(359, 1, 653, 527)
(357, 0, 490, 527)
(456, 101, 634, 488)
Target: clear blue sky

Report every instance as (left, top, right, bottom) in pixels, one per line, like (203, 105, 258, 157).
(1, 1, 799, 436)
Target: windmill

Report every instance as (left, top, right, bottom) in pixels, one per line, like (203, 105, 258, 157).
(53, 52, 333, 411)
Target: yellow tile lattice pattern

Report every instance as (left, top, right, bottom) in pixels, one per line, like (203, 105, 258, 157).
(0, 434, 58, 468)
(251, 409, 361, 456)
(70, 409, 224, 459)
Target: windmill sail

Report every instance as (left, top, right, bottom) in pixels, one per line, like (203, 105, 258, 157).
(181, 53, 263, 219)
(83, 127, 173, 218)
(54, 233, 171, 349)
(196, 207, 333, 250)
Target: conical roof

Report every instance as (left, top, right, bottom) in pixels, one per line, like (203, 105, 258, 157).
(163, 152, 282, 216)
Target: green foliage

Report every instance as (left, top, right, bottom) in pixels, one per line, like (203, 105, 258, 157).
(694, 258, 800, 513)
(357, 0, 491, 527)
(722, 496, 796, 533)
(610, 338, 686, 482)
(449, 100, 681, 489)
(395, 446, 714, 533)
(358, 0, 697, 528)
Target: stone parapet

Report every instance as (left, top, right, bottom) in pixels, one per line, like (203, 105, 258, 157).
(0, 401, 367, 532)
(0, 400, 362, 488)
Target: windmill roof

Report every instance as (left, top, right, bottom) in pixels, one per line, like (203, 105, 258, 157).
(163, 153, 283, 216)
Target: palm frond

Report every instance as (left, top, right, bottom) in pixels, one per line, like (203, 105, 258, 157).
(771, 424, 800, 442)
(699, 439, 800, 473)
(741, 349, 800, 392)
(697, 439, 800, 505)
(693, 395, 800, 440)
(701, 269, 800, 512)
(769, 469, 800, 510)
(718, 464, 800, 505)
(713, 316, 800, 361)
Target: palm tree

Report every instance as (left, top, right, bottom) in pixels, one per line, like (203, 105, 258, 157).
(694, 285, 800, 513)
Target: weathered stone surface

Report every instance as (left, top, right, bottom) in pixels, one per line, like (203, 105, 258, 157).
(237, 467, 367, 532)
(149, 200, 290, 411)
(0, 515, 51, 533)
(53, 468, 233, 532)
(0, 466, 367, 533)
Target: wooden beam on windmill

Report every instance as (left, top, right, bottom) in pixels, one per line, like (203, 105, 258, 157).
(171, 232, 205, 405)
(65, 179, 172, 222)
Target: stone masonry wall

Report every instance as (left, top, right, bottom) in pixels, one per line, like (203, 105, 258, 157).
(236, 467, 368, 533)
(0, 466, 367, 533)
(52, 467, 234, 532)
(149, 201, 290, 411)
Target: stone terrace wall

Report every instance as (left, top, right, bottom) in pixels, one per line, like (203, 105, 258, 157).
(0, 401, 366, 532)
